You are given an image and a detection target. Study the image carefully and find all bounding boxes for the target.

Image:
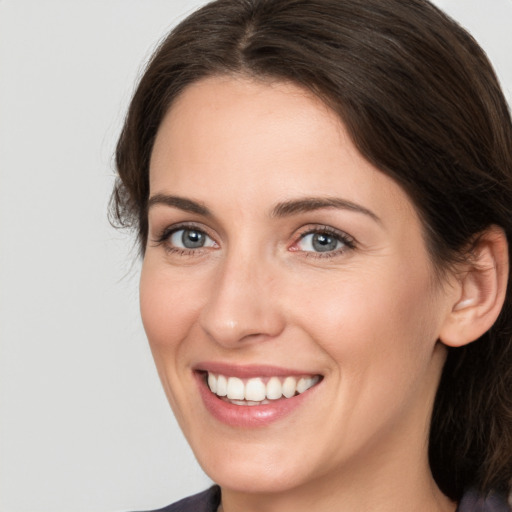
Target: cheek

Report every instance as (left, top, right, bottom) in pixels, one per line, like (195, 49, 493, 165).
(139, 261, 203, 355)
(292, 260, 442, 383)
(139, 260, 210, 426)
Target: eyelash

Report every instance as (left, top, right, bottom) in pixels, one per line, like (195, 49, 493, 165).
(152, 223, 217, 257)
(293, 225, 356, 259)
(151, 223, 356, 259)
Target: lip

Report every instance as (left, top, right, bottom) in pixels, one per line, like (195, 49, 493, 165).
(194, 362, 314, 379)
(194, 363, 322, 428)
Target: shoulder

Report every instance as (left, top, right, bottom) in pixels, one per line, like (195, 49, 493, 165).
(457, 489, 511, 512)
(134, 486, 221, 512)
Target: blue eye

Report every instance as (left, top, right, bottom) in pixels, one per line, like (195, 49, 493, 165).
(296, 230, 352, 254)
(169, 228, 216, 250)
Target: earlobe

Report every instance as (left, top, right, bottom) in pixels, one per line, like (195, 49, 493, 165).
(439, 226, 509, 348)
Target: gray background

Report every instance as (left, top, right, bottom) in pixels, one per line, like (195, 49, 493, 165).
(0, 1, 510, 511)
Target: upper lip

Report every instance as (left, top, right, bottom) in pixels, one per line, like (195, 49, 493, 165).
(194, 362, 321, 379)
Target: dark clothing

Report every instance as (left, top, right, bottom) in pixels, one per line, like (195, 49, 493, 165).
(139, 485, 510, 512)
(457, 489, 511, 512)
(137, 486, 220, 512)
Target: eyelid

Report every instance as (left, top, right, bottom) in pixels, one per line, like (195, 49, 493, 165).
(170, 228, 216, 249)
(290, 225, 356, 256)
(151, 222, 219, 252)
(150, 221, 355, 258)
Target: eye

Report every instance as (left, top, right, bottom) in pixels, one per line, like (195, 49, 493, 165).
(293, 227, 355, 256)
(169, 228, 216, 250)
(298, 232, 341, 252)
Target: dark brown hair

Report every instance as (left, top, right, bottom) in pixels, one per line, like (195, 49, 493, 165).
(111, 0, 512, 500)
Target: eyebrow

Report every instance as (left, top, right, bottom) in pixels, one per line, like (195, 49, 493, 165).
(147, 193, 380, 224)
(271, 197, 381, 223)
(147, 194, 211, 216)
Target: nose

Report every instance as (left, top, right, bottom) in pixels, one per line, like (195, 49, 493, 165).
(199, 252, 286, 348)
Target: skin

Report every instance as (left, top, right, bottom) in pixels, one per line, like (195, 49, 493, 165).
(141, 76, 460, 512)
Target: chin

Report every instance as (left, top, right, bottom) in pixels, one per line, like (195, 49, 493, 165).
(204, 462, 306, 495)
(191, 439, 313, 494)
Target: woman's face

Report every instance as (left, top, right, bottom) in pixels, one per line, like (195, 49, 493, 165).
(141, 76, 455, 494)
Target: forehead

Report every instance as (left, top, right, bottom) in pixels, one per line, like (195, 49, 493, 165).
(149, 75, 414, 221)
(151, 75, 345, 177)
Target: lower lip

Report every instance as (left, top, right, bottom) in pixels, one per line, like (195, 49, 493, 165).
(195, 372, 320, 428)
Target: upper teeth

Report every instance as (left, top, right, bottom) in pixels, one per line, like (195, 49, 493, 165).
(207, 373, 320, 402)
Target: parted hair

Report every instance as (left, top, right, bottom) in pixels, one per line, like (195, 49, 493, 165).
(111, 0, 512, 501)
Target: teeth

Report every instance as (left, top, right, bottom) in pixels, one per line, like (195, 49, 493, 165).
(282, 376, 297, 398)
(245, 378, 267, 401)
(207, 373, 217, 394)
(297, 377, 316, 394)
(266, 377, 282, 400)
(229, 399, 271, 406)
(226, 377, 244, 400)
(216, 375, 227, 397)
(206, 373, 320, 403)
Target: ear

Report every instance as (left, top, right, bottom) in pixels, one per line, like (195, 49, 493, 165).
(439, 226, 509, 348)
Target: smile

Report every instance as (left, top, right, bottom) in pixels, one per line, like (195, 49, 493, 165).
(206, 373, 321, 405)
(195, 365, 324, 427)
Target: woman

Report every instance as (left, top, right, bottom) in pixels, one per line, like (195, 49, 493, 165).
(111, 0, 512, 510)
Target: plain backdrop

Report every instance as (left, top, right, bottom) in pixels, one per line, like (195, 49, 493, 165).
(0, 1, 511, 511)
